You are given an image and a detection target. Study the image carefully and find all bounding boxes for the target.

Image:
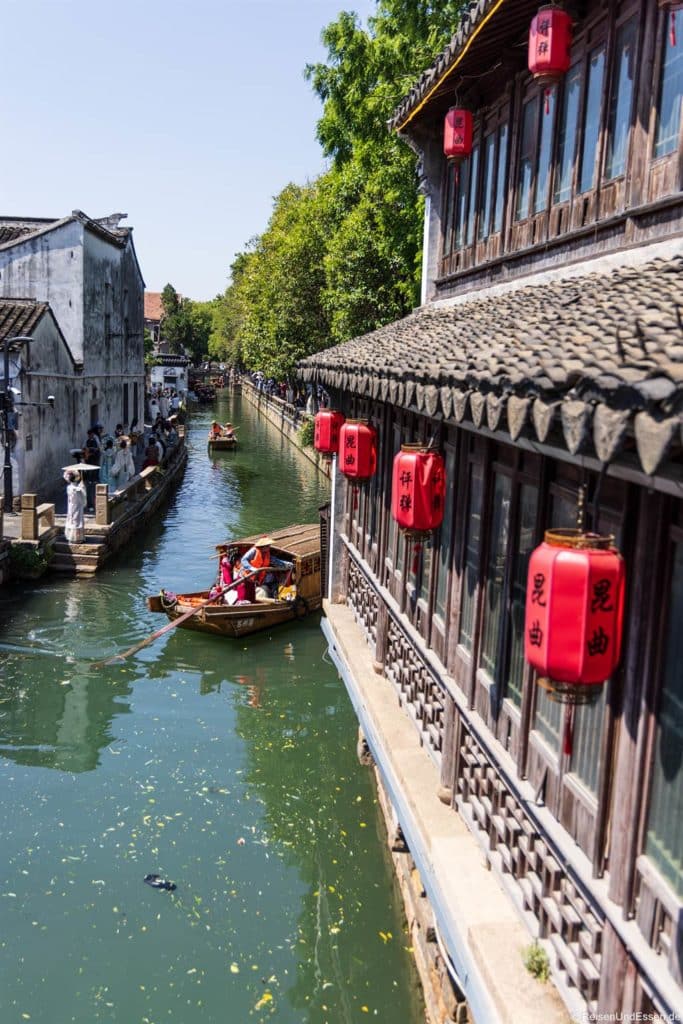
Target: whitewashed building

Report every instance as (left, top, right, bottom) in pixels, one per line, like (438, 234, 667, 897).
(0, 210, 145, 498)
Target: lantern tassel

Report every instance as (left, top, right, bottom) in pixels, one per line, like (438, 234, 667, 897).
(562, 703, 575, 758)
(671, 11, 677, 49)
(411, 540, 422, 575)
(352, 485, 359, 511)
(544, 87, 551, 116)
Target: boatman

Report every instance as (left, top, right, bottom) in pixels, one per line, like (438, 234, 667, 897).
(239, 536, 293, 600)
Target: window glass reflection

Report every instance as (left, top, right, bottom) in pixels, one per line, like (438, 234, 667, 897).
(655, 11, 683, 158)
(578, 46, 605, 193)
(605, 17, 638, 180)
(554, 65, 581, 203)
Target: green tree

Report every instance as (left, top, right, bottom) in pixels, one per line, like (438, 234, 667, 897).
(303, 0, 466, 342)
(160, 283, 214, 362)
(218, 183, 331, 379)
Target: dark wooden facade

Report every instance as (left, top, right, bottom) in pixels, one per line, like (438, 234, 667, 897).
(300, 0, 683, 1019)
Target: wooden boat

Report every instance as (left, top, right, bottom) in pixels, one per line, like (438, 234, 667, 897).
(146, 523, 322, 638)
(207, 432, 237, 452)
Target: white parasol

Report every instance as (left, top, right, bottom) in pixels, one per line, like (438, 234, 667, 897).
(62, 463, 100, 472)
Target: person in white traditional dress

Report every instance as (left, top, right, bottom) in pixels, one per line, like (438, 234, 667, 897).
(64, 471, 87, 543)
(110, 439, 135, 489)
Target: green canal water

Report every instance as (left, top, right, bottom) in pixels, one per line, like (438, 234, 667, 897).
(0, 396, 424, 1024)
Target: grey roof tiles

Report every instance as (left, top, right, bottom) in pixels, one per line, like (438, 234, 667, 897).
(298, 255, 683, 475)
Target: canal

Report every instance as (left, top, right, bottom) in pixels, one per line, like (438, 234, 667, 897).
(0, 395, 424, 1024)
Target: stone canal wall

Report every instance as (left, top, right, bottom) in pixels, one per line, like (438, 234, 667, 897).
(240, 380, 331, 480)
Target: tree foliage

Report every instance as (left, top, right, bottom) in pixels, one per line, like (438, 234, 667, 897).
(160, 283, 214, 363)
(210, 1, 466, 375)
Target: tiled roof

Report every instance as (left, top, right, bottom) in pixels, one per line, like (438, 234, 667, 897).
(0, 224, 44, 245)
(390, 0, 500, 131)
(298, 256, 683, 476)
(0, 298, 49, 343)
(153, 354, 190, 366)
(144, 292, 164, 322)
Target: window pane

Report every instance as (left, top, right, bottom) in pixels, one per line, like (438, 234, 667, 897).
(454, 157, 471, 249)
(534, 86, 557, 213)
(655, 11, 683, 158)
(435, 448, 456, 621)
(466, 144, 480, 245)
(459, 462, 484, 651)
(605, 17, 638, 180)
(646, 541, 683, 898)
(570, 688, 606, 795)
(506, 484, 538, 708)
(480, 475, 512, 678)
(418, 539, 433, 605)
(578, 46, 605, 193)
(554, 65, 582, 203)
(479, 133, 496, 240)
(516, 97, 539, 220)
(493, 123, 508, 234)
(443, 161, 457, 257)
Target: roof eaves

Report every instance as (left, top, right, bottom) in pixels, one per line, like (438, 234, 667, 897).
(391, 0, 508, 133)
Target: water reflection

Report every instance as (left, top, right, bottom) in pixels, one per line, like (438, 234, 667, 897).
(0, 399, 423, 1024)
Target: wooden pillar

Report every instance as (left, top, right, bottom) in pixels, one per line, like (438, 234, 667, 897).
(0, 496, 4, 539)
(374, 599, 389, 673)
(20, 494, 37, 541)
(95, 484, 110, 526)
(438, 692, 457, 804)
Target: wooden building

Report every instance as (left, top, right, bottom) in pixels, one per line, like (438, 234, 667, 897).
(299, 1, 683, 1020)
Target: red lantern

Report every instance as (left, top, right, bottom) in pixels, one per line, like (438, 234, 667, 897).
(314, 410, 345, 456)
(339, 420, 377, 481)
(443, 108, 473, 162)
(524, 530, 625, 704)
(528, 7, 572, 83)
(391, 446, 446, 534)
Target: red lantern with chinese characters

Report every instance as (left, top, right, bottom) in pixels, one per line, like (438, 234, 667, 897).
(443, 107, 474, 162)
(339, 420, 377, 481)
(524, 529, 625, 704)
(314, 410, 345, 456)
(391, 445, 446, 534)
(528, 7, 572, 84)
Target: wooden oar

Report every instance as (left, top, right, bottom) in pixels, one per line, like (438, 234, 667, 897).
(93, 568, 259, 667)
(93, 564, 294, 668)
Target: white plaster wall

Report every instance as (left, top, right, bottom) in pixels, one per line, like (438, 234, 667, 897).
(83, 229, 145, 431)
(11, 314, 78, 500)
(0, 221, 85, 359)
(149, 364, 188, 392)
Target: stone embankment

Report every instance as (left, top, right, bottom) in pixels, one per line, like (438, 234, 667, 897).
(1, 428, 188, 580)
(240, 380, 331, 479)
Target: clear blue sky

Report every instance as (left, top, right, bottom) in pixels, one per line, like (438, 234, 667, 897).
(1, 0, 377, 301)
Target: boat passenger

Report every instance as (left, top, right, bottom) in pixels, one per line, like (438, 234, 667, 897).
(223, 422, 236, 440)
(239, 536, 293, 600)
(210, 421, 222, 439)
(219, 547, 255, 604)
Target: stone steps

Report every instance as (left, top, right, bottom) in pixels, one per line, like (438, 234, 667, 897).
(50, 534, 109, 575)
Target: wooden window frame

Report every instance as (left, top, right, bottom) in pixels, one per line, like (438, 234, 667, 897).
(638, 516, 683, 909)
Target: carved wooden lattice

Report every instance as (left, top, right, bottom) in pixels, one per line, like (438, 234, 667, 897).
(633, 859, 681, 987)
(384, 617, 445, 760)
(347, 558, 378, 647)
(457, 728, 603, 1012)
